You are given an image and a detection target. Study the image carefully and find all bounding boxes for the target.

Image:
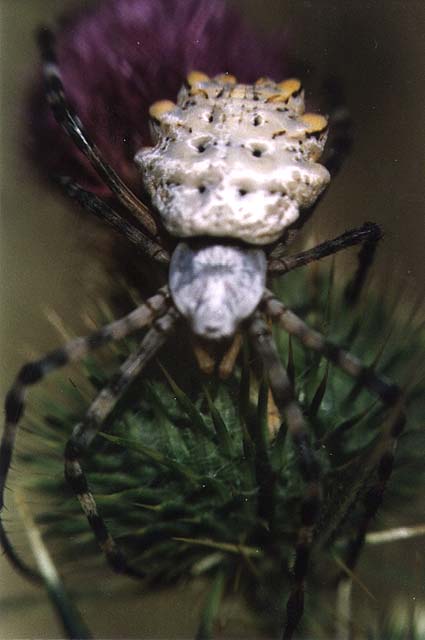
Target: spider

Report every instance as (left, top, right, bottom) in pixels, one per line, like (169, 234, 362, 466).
(0, 27, 406, 640)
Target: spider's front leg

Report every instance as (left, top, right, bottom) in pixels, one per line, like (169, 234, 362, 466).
(65, 308, 178, 578)
(262, 290, 406, 581)
(0, 287, 171, 581)
(248, 313, 321, 640)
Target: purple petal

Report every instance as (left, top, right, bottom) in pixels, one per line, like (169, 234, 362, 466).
(29, 0, 287, 197)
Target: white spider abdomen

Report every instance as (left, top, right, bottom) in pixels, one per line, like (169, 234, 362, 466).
(136, 74, 330, 245)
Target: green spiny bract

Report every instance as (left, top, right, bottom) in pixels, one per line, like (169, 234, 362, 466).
(18, 262, 425, 637)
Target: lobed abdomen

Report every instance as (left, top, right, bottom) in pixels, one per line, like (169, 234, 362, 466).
(136, 73, 330, 245)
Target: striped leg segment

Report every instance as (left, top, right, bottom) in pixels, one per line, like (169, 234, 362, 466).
(262, 291, 406, 586)
(248, 313, 321, 640)
(58, 178, 170, 264)
(65, 309, 178, 578)
(339, 409, 406, 579)
(268, 222, 382, 277)
(0, 287, 171, 580)
(262, 289, 401, 407)
(37, 27, 159, 238)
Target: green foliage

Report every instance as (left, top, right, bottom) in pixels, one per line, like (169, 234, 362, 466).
(18, 263, 425, 637)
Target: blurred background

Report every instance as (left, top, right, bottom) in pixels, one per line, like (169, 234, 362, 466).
(1, 1, 424, 637)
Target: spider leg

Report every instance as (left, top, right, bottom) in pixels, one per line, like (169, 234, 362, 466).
(262, 290, 406, 582)
(270, 77, 353, 259)
(65, 308, 178, 578)
(262, 289, 401, 406)
(320, 76, 352, 178)
(0, 287, 171, 581)
(342, 225, 381, 306)
(268, 222, 381, 276)
(248, 312, 321, 640)
(337, 406, 405, 580)
(37, 27, 159, 238)
(269, 222, 382, 307)
(58, 178, 170, 264)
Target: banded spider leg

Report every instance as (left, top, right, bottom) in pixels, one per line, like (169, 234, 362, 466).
(0, 287, 173, 581)
(65, 306, 178, 577)
(57, 178, 170, 264)
(249, 313, 321, 640)
(37, 27, 160, 240)
(251, 290, 405, 639)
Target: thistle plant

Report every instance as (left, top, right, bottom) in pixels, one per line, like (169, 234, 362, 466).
(15, 260, 425, 638)
(8, 2, 423, 637)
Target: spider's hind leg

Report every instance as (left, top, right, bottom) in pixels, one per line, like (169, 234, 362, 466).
(58, 178, 170, 264)
(268, 222, 382, 277)
(320, 76, 353, 178)
(248, 313, 321, 640)
(65, 308, 178, 577)
(342, 225, 381, 306)
(319, 77, 380, 305)
(37, 27, 159, 237)
(268, 222, 383, 307)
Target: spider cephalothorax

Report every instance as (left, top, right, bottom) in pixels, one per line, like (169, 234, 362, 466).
(169, 242, 267, 339)
(0, 27, 406, 640)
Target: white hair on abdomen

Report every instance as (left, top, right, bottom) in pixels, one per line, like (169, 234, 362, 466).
(136, 77, 330, 245)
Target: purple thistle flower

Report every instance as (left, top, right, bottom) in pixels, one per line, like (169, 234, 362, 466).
(29, 0, 287, 197)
